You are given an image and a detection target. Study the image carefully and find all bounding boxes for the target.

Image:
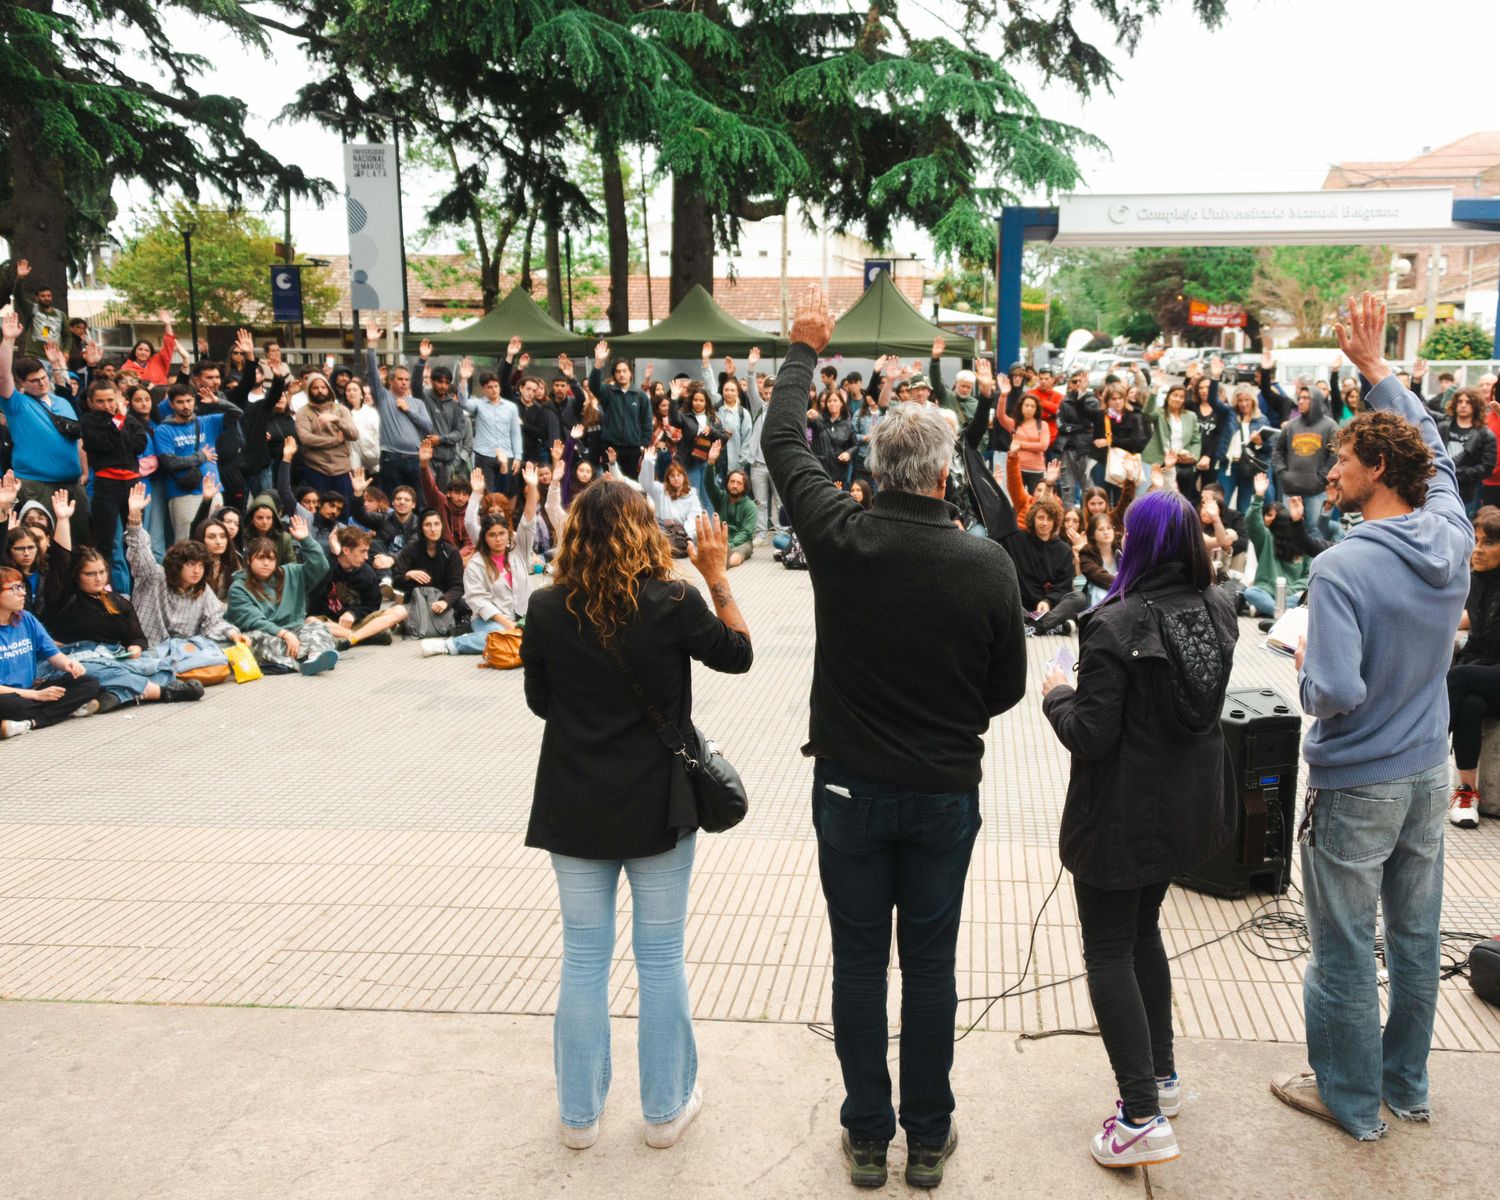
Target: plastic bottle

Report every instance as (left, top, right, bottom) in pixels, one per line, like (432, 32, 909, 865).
(1274, 575, 1287, 618)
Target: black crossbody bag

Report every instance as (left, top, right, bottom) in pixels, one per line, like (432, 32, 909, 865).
(596, 633, 748, 834)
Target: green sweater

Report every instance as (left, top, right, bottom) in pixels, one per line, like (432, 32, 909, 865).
(704, 464, 758, 549)
(1246, 497, 1311, 594)
(225, 535, 329, 634)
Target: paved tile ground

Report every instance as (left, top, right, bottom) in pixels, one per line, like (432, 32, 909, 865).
(2, 555, 1498, 1056)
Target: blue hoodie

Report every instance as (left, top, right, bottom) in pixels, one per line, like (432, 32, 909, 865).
(1299, 375, 1472, 789)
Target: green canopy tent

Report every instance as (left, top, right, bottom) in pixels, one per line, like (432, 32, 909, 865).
(611, 284, 786, 358)
(424, 286, 594, 357)
(825, 271, 974, 357)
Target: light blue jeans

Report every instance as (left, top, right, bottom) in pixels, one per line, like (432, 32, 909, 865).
(550, 832, 697, 1128)
(1243, 587, 1302, 618)
(1301, 762, 1449, 1140)
(444, 615, 508, 655)
(53, 643, 174, 700)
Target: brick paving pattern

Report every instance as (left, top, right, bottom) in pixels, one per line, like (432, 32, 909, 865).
(2, 558, 1498, 1051)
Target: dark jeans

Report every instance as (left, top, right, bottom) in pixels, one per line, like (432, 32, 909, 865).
(1034, 588, 1089, 633)
(377, 451, 421, 497)
(299, 467, 353, 506)
(478, 456, 520, 498)
(0, 673, 100, 728)
(812, 757, 981, 1145)
(1447, 663, 1500, 771)
(1073, 877, 1174, 1124)
(89, 476, 136, 565)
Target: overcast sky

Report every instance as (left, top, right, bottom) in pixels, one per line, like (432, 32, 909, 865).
(113, 0, 1497, 262)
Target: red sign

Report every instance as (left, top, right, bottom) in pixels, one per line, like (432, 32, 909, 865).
(1187, 299, 1247, 328)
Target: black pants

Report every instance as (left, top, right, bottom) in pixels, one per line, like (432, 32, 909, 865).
(377, 451, 422, 497)
(0, 674, 100, 729)
(1074, 877, 1174, 1123)
(89, 476, 136, 563)
(1447, 663, 1500, 771)
(813, 757, 980, 1146)
(1034, 588, 1090, 633)
(609, 443, 643, 479)
(478, 457, 520, 499)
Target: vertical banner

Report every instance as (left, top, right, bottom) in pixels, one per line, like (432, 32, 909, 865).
(343, 144, 403, 311)
(270, 265, 303, 323)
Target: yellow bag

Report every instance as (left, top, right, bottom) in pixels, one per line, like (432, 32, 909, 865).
(478, 628, 523, 670)
(225, 642, 262, 683)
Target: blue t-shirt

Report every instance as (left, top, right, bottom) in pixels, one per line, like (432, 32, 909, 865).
(0, 389, 81, 482)
(0, 610, 57, 689)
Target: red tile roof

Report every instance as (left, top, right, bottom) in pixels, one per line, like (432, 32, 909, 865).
(1323, 132, 1500, 197)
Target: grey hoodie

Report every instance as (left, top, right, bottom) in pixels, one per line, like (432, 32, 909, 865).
(1298, 375, 1472, 789)
(1270, 391, 1338, 496)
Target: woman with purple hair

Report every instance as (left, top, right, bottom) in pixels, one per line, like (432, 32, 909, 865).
(1039, 489, 1239, 1170)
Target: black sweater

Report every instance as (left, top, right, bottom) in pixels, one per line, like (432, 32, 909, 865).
(763, 342, 1028, 791)
(80, 411, 151, 475)
(393, 539, 464, 607)
(1006, 532, 1078, 610)
(1457, 567, 1500, 667)
(46, 547, 149, 647)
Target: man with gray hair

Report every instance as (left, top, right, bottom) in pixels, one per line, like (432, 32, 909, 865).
(764, 285, 1027, 1190)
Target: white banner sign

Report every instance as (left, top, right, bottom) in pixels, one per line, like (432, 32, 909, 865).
(343, 144, 404, 311)
(1054, 188, 1482, 246)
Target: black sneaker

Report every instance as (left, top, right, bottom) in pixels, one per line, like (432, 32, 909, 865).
(841, 1130, 888, 1189)
(904, 1123, 957, 1189)
(356, 629, 393, 647)
(160, 679, 205, 703)
(1257, 618, 1275, 633)
(95, 691, 125, 716)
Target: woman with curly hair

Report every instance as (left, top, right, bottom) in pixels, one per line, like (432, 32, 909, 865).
(520, 485, 751, 1153)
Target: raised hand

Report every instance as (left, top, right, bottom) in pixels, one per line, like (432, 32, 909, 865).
(82, 339, 102, 366)
(707, 440, 722, 464)
(201, 474, 219, 502)
(1, 311, 21, 343)
(1253, 472, 1269, 498)
(1260, 347, 1274, 370)
(417, 338, 432, 360)
(521, 461, 539, 489)
(931, 336, 946, 359)
(51, 488, 75, 520)
(518, 352, 531, 372)
(266, 342, 282, 367)
(1210, 355, 1224, 379)
(975, 357, 995, 396)
(1287, 494, 1305, 522)
(0, 470, 18, 511)
(550, 439, 565, 463)
(701, 341, 713, 363)
(351, 467, 368, 496)
(470, 467, 485, 495)
(1333, 292, 1390, 385)
(418, 439, 433, 465)
(790, 285, 835, 355)
(593, 339, 609, 366)
(288, 514, 309, 540)
(507, 335, 522, 360)
(234, 328, 254, 358)
(14, 259, 30, 279)
(723, 355, 735, 376)
(642, 361, 654, 383)
(570, 423, 584, 440)
(460, 356, 475, 381)
(282, 435, 298, 463)
(686, 513, 729, 579)
(363, 320, 382, 343)
(1043, 459, 1061, 483)
(43, 342, 65, 371)
(557, 354, 574, 379)
(606, 446, 617, 464)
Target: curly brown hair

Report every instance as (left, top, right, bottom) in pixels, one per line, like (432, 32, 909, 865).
(1336, 410, 1435, 509)
(553, 478, 678, 645)
(163, 539, 211, 596)
(1026, 495, 1064, 538)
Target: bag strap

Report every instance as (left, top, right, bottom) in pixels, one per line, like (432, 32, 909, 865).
(593, 629, 700, 770)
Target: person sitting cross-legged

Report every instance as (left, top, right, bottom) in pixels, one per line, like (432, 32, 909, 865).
(0, 566, 101, 738)
(702, 442, 757, 566)
(423, 463, 538, 656)
(225, 515, 339, 676)
(306, 525, 408, 648)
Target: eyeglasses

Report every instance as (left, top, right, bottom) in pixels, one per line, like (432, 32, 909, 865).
(2, 583, 25, 594)
(21, 374, 49, 386)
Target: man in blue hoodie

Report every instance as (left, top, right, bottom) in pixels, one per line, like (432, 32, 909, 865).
(1271, 294, 1472, 1142)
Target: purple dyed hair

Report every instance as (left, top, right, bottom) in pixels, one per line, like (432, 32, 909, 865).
(1100, 489, 1212, 605)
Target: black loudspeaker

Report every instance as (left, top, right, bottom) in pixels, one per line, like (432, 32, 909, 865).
(1174, 687, 1300, 899)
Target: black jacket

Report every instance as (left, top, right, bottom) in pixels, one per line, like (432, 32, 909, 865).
(308, 556, 382, 622)
(521, 579, 753, 859)
(764, 342, 1028, 792)
(1090, 408, 1149, 461)
(79, 410, 150, 474)
(45, 545, 149, 647)
(393, 538, 464, 607)
(1005, 532, 1077, 610)
(1043, 565, 1239, 889)
(1055, 389, 1099, 456)
(1439, 419, 1497, 499)
(1456, 567, 1500, 667)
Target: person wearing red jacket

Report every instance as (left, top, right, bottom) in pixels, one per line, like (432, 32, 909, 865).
(1480, 374, 1500, 508)
(120, 314, 179, 388)
(1026, 368, 1063, 441)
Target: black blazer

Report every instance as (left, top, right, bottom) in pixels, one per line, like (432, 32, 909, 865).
(1042, 565, 1239, 889)
(521, 579, 752, 859)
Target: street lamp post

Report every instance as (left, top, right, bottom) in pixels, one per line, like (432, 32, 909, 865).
(181, 227, 200, 358)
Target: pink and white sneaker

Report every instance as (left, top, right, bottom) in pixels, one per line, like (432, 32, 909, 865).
(1091, 1101, 1179, 1168)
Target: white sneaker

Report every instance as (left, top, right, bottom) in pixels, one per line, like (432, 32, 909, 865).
(560, 1121, 599, 1150)
(419, 638, 449, 657)
(1157, 1074, 1181, 1118)
(645, 1087, 703, 1149)
(1449, 786, 1481, 828)
(1090, 1102, 1179, 1168)
(0, 719, 34, 740)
